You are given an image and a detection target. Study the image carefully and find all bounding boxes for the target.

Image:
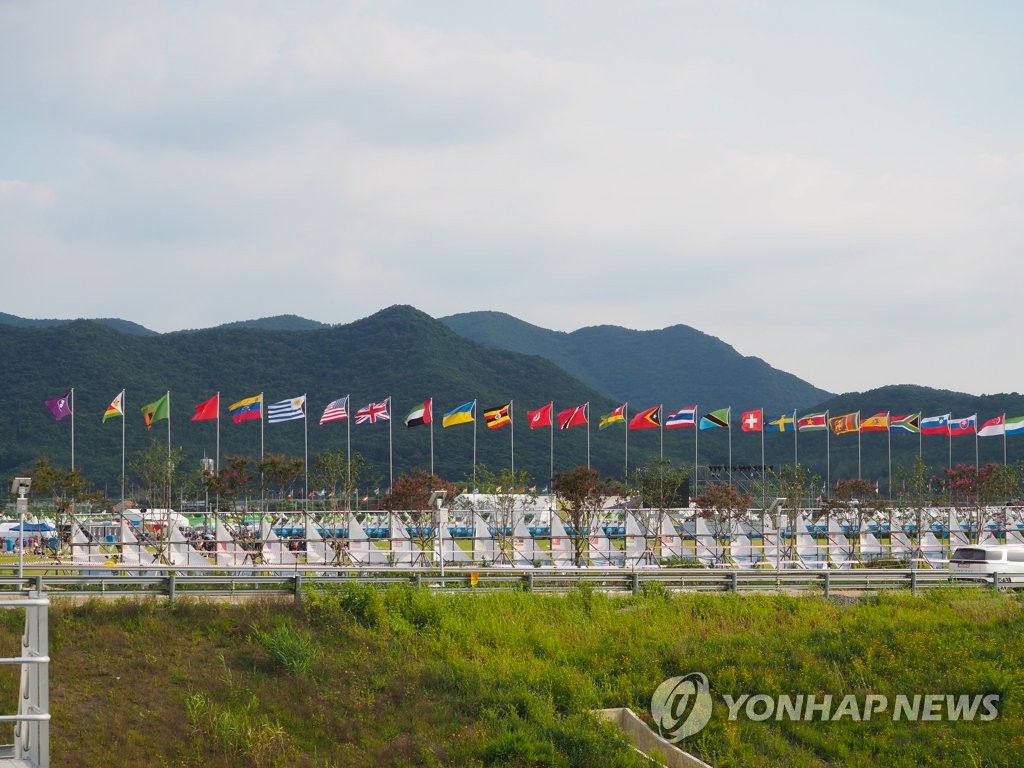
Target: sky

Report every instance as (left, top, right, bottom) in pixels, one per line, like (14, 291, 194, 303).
(2, 1, 1023, 397)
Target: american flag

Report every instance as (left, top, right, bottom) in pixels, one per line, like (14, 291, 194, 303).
(320, 396, 349, 426)
(355, 398, 391, 424)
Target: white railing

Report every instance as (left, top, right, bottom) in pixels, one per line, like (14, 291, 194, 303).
(0, 580, 48, 768)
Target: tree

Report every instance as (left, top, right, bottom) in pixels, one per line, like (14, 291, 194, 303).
(945, 463, 1019, 545)
(893, 455, 943, 566)
(552, 466, 613, 567)
(383, 470, 457, 564)
(258, 453, 305, 502)
(694, 483, 752, 565)
(130, 440, 185, 512)
(767, 463, 821, 566)
(309, 449, 371, 509)
(460, 464, 538, 564)
(203, 455, 253, 514)
(27, 457, 107, 543)
(821, 478, 888, 563)
(626, 458, 690, 564)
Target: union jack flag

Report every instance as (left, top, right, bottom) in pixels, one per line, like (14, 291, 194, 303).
(355, 398, 390, 424)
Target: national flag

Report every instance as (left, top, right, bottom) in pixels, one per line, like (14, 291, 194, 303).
(442, 401, 475, 428)
(526, 403, 553, 429)
(665, 405, 697, 429)
(860, 412, 889, 432)
(797, 412, 828, 432)
(405, 399, 432, 428)
(103, 391, 124, 423)
(1005, 415, 1024, 436)
(484, 402, 511, 429)
(765, 410, 796, 433)
(320, 396, 349, 425)
(228, 394, 263, 425)
(948, 414, 976, 437)
(191, 394, 219, 422)
(920, 414, 950, 435)
(628, 405, 660, 430)
(356, 399, 391, 425)
(740, 409, 763, 433)
(44, 393, 72, 421)
(978, 414, 1005, 438)
(699, 407, 729, 430)
(268, 395, 306, 423)
(557, 403, 588, 430)
(141, 393, 169, 430)
(599, 404, 627, 430)
(890, 413, 921, 433)
(829, 412, 860, 435)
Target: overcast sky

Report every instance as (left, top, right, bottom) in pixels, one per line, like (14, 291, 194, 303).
(3, 1, 1022, 397)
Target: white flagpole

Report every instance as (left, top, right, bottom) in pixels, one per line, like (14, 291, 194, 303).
(659, 404, 664, 461)
(388, 396, 393, 492)
(121, 389, 126, 511)
(693, 406, 698, 494)
(825, 410, 831, 497)
(975, 416, 979, 470)
(166, 390, 172, 513)
(795, 412, 800, 467)
(429, 398, 434, 477)
(727, 407, 733, 486)
(624, 403, 629, 478)
(886, 411, 892, 499)
(857, 411, 862, 480)
(760, 408, 765, 494)
(303, 394, 309, 506)
(70, 387, 75, 472)
(346, 395, 351, 496)
(548, 402, 554, 484)
(510, 400, 515, 474)
(1003, 414, 1008, 466)
(586, 403, 591, 470)
(260, 392, 265, 513)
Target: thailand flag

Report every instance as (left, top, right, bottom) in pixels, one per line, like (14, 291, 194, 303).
(665, 405, 697, 429)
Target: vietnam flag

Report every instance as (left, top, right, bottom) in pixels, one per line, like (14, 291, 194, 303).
(526, 402, 553, 429)
(191, 393, 220, 422)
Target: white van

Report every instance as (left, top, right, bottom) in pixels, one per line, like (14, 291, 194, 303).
(949, 545, 1024, 583)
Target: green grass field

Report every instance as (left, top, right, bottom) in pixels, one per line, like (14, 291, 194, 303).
(0, 585, 1020, 767)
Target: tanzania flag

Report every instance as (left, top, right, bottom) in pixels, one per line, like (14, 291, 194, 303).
(699, 407, 730, 430)
(142, 393, 170, 430)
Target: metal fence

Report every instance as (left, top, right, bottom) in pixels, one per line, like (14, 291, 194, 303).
(0, 566, 1012, 603)
(0, 580, 48, 768)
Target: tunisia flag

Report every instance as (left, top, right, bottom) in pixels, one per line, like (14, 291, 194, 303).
(740, 409, 763, 432)
(191, 393, 220, 421)
(526, 402, 553, 429)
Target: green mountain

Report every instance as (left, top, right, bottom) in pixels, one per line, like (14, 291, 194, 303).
(0, 312, 156, 336)
(213, 315, 329, 332)
(441, 311, 832, 413)
(0, 306, 627, 496)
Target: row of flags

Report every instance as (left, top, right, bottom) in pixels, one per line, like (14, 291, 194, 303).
(42, 390, 1024, 440)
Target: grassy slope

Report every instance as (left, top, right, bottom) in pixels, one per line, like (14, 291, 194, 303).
(0, 588, 1020, 767)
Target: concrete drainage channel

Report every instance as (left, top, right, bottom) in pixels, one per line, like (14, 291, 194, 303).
(594, 708, 712, 768)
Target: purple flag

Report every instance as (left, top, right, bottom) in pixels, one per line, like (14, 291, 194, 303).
(44, 393, 72, 421)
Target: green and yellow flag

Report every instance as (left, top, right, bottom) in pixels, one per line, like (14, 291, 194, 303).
(141, 392, 169, 430)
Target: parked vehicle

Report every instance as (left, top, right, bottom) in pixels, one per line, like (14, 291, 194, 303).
(949, 545, 1024, 583)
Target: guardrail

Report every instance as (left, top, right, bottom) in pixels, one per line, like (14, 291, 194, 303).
(0, 579, 48, 768)
(0, 566, 1011, 602)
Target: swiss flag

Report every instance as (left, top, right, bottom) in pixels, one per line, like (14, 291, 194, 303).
(741, 409, 763, 432)
(526, 402, 553, 429)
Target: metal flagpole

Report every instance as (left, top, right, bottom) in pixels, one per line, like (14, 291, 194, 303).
(857, 411, 862, 480)
(548, 402, 554, 485)
(624, 403, 629, 478)
(429, 398, 434, 477)
(586, 403, 591, 469)
(760, 409, 765, 498)
(388, 396, 393, 492)
(121, 390, 126, 511)
(886, 412, 892, 499)
(472, 400, 477, 487)
(346, 394, 351, 497)
(975, 419, 979, 470)
(510, 400, 515, 474)
(693, 408, 698, 495)
(303, 394, 309, 505)
(166, 391, 172, 517)
(260, 392, 265, 513)
(70, 387, 75, 472)
(825, 410, 830, 497)
(659, 405, 664, 460)
(727, 407, 733, 486)
(1003, 414, 1008, 466)
(795, 411, 800, 467)
(948, 427, 952, 471)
